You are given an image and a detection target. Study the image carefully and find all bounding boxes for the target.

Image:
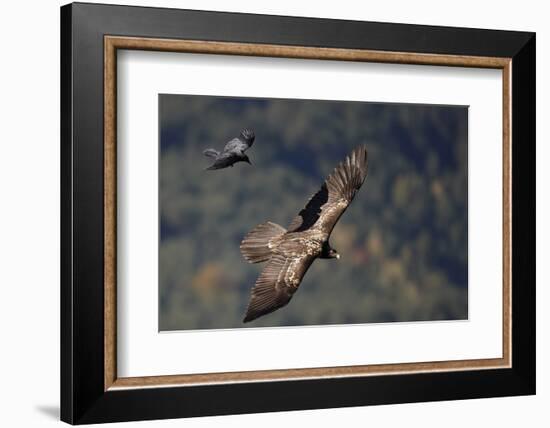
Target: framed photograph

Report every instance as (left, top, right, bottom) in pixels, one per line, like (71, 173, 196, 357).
(60, 2, 535, 424)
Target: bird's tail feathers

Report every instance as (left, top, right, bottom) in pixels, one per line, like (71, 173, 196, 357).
(240, 222, 286, 264)
(203, 148, 220, 158)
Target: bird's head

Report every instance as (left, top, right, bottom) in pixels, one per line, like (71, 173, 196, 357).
(321, 242, 340, 260)
(240, 128, 255, 143)
(328, 248, 341, 260)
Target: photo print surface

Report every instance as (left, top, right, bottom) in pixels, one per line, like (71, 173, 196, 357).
(159, 94, 468, 331)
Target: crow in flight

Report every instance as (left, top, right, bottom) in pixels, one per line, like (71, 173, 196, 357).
(203, 128, 255, 170)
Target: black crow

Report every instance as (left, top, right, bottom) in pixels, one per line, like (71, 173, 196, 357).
(203, 128, 255, 170)
(240, 145, 369, 322)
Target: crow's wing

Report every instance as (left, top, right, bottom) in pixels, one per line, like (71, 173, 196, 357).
(287, 145, 368, 234)
(243, 249, 315, 323)
(224, 137, 250, 153)
(205, 151, 234, 170)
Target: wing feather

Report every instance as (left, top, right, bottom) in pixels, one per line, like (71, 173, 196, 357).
(243, 252, 314, 323)
(224, 137, 248, 153)
(205, 151, 233, 170)
(288, 145, 368, 234)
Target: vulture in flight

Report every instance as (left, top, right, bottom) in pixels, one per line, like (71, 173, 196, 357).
(203, 128, 255, 170)
(240, 145, 369, 322)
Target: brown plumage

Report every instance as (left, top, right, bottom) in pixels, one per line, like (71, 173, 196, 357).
(240, 145, 369, 322)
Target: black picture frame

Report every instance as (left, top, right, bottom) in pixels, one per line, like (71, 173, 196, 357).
(61, 2, 535, 424)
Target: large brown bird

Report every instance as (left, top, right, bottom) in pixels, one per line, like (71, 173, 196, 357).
(240, 145, 369, 322)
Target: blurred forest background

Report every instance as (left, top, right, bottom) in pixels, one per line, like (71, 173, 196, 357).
(159, 94, 468, 331)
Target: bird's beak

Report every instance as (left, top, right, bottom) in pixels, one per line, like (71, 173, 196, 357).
(247, 159, 252, 165)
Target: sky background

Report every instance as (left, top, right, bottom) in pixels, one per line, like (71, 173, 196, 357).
(159, 94, 468, 331)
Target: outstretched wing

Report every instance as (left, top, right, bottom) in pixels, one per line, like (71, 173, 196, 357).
(224, 137, 250, 153)
(243, 251, 315, 323)
(205, 152, 234, 170)
(287, 145, 368, 234)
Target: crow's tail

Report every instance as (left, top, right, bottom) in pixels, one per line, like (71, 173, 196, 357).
(203, 148, 219, 158)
